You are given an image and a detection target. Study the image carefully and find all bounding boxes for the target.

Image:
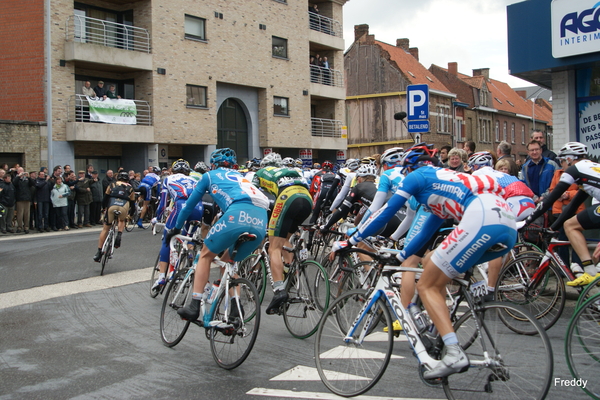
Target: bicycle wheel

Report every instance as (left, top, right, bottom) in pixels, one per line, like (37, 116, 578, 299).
(209, 278, 260, 370)
(320, 254, 353, 300)
(149, 253, 161, 298)
(283, 260, 330, 339)
(125, 214, 136, 232)
(237, 253, 267, 304)
(495, 252, 565, 334)
(100, 228, 114, 276)
(576, 275, 600, 309)
(315, 289, 394, 397)
(444, 302, 553, 400)
(566, 293, 600, 400)
(160, 270, 192, 347)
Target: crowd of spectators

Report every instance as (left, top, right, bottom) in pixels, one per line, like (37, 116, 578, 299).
(0, 163, 166, 235)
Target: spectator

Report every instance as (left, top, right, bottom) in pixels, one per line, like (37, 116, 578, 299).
(106, 84, 121, 99)
(50, 176, 70, 230)
(446, 147, 468, 172)
(62, 165, 73, 181)
(322, 56, 331, 85)
(308, 3, 319, 30)
(82, 81, 95, 97)
(102, 170, 115, 193)
(12, 167, 34, 234)
(496, 141, 520, 177)
(521, 140, 558, 203)
(0, 174, 16, 234)
(65, 171, 78, 229)
(86, 164, 94, 179)
(47, 165, 63, 230)
(531, 129, 557, 161)
(495, 159, 512, 174)
(129, 170, 140, 190)
(463, 141, 476, 157)
(35, 170, 52, 232)
(29, 171, 37, 231)
(549, 157, 586, 221)
(89, 171, 103, 226)
(94, 81, 107, 100)
(439, 145, 452, 166)
(75, 170, 93, 227)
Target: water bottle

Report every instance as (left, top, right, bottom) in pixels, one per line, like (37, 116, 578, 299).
(407, 302, 426, 333)
(207, 280, 220, 304)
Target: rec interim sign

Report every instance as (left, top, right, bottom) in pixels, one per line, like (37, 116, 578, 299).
(552, 0, 600, 58)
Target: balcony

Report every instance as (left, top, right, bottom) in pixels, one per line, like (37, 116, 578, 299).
(64, 15, 152, 72)
(66, 95, 154, 142)
(310, 65, 346, 99)
(310, 118, 346, 149)
(308, 12, 344, 50)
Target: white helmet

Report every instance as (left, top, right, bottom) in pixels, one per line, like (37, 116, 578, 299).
(467, 151, 494, 169)
(345, 158, 360, 172)
(558, 142, 587, 158)
(261, 152, 282, 167)
(356, 164, 378, 178)
(381, 147, 404, 165)
(281, 157, 295, 167)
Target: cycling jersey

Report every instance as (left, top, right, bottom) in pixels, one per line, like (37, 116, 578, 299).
(104, 182, 135, 223)
(350, 166, 516, 277)
(139, 172, 160, 201)
(362, 167, 406, 223)
(189, 171, 203, 182)
(156, 173, 197, 220)
(326, 168, 356, 211)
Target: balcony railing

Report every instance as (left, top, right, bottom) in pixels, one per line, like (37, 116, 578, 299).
(66, 15, 150, 53)
(310, 65, 343, 88)
(311, 118, 343, 138)
(309, 12, 342, 38)
(69, 95, 152, 125)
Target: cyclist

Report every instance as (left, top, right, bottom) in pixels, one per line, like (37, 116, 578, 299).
(525, 142, 600, 286)
(332, 147, 517, 379)
(137, 166, 161, 228)
(151, 159, 203, 293)
(308, 161, 335, 224)
(253, 152, 313, 314)
(93, 171, 135, 262)
(169, 148, 270, 321)
(468, 151, 535, 297)
(190, 161, 209, 182)
(322, 158, 360, 214)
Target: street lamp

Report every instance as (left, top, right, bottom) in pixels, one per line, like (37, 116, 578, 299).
(529, 87, 548, 131)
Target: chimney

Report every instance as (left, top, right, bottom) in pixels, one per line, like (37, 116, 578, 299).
(473, 68, 490, 80)
(354, 24, 369, 41)
(396, 38, 410, 51)
(516, 90, 527, 99)
(448, 62, 458, 76)
(408, 47, 419, 61)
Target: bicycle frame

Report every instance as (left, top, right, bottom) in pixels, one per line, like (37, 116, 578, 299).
(528, 239, 576, 286)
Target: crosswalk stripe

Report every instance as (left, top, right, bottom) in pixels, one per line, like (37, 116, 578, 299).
(319, 345, 404, 360)
(270, 365, 369, 381)
(247, 388, 443, 399)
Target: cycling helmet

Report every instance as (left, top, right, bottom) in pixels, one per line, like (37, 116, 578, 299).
(294, 158, 304, 168)
(172, 159, 191, 174)
(400, 145, 441, 171)
(467, 151, 494, 169)
(210, 148, 237, 168)
(281, 157, 295, 167)
(322, 160, 333, 171)
(558, 142, 588, 158)
(150, 166, 160, 174)
(261, 152, 282, 168)
(345, 158, 360, 172)
(313, 163, 321, 169)
(246, 158, 261, 171)
(356, 163, 378, 178)
(381, 147, 405, 166)
(360, 156, 377, 165)
(194, 161, 209, 173)
(117, 171, 129, 182)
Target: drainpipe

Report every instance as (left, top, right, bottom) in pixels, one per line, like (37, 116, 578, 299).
(45, 0, 53, 168)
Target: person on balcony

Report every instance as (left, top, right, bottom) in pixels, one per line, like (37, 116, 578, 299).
(93, 81, 107, 100)
(106, 85, 121, 100)
(322, 56, 331, 85)
(81, 81, 95, 122)
(82, 81, 95, 98)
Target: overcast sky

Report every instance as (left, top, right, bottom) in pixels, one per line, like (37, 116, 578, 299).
(343, 0, 531, 88)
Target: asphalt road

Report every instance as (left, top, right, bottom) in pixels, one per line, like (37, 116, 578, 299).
(0, 228, 592, 400)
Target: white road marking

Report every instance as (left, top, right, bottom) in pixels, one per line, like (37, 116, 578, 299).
(270, 365, 369, 382)
(319, 345, 404, 360)
(247, 388, 442, 400)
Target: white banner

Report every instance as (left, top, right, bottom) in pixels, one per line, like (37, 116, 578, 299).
(579, 100, 600, 158)
(88, 97, 137, 125)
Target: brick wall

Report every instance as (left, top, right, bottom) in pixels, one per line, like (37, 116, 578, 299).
(0, 121, 44, 169)
(0, 0, 45, 121)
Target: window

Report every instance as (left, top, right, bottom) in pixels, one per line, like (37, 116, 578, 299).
(186, 84, 207, 107)
(479, 118, 491, 143)
(274, 96, 289, 116)
(185, 14, 206, 41)
(495, 121, 500, 142)
(480, 89, 488, 107)
(511, 123, 515, 144)
(436, 105, 450, 133)
(503, 121, 507, 142)
(272, 36, 288, 58)
(521, 124, 525, 144)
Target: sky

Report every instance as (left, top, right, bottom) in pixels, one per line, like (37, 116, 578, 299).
(343, 0, 532, 89)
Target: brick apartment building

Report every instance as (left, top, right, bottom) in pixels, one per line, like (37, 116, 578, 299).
(0, 0, 348, 174)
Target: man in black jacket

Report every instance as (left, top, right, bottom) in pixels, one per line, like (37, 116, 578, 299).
(35, 171, 53, 232)
(12, 167, 34, 234)
(0, 174, 16, 234)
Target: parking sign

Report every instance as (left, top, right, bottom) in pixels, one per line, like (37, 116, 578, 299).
(407, 84, 429, 120)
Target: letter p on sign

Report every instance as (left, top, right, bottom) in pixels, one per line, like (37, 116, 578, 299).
(407, 84, 429, 120)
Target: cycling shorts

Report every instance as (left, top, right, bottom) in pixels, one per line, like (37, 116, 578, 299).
(201, 193, 216, 225)
(577, 204, 600, 230)
(105, 204, 129, 224)
(507, 195, 535, 222)
(160, 199, 203, 263)
(138, 182, 152, 201)
(269, 185, 312, 237)
(431, 194, 517, 278)
(204, 202, 268, 261)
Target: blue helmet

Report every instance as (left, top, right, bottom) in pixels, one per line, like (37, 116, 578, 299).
(400, 145, 441, 171)
(210, 148, 237, 168)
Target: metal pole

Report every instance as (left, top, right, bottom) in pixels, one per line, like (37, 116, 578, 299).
(45, 0, 53, 169)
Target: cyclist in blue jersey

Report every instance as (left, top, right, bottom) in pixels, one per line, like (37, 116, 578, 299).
(332, 146, 517, 379)
(168, 148, 270, 321)
(151, 159, 203, 294)
(137, 166, 161, 228)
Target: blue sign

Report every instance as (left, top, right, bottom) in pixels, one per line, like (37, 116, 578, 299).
(407, 84, 429, 120)
(407, 121, 430, 133)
